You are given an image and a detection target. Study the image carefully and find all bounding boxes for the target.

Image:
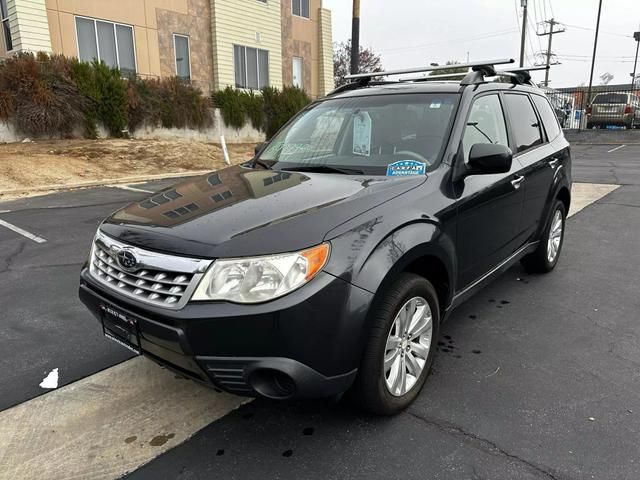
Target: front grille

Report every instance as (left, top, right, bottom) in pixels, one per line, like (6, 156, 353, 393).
(89, 231, 212, 309)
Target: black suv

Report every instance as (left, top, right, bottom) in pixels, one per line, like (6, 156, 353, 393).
(79, 60, 571, 415)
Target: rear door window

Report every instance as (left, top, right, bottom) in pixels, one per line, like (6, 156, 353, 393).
(504, 94, 543, 153)
(532, 95, 561, 141)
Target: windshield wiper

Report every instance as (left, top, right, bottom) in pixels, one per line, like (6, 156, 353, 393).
(252, 158, 274, 170)
(281, 165, 365, 175)
(467, 122, 495, 144)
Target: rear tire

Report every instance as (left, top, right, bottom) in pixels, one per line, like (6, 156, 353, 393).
(352, 273, 439, 415)
(521, 200, 566, 273)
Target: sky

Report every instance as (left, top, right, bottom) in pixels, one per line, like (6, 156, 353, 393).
(323, 0, 640, 88)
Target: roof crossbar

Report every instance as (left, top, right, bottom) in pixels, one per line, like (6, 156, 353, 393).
(344, 58, 515, 81)
(496, 65, 550, 85)
(326, 62, 551, 97)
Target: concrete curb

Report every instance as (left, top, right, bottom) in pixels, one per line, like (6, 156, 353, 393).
(0, 170, 211, 198)
(564, 129, 640, 145)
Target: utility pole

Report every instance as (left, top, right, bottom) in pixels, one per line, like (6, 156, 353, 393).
(585, 0, 603, 126)
(350, 0, 360, 75)
(632, 31, 640, 88)
(519, 0, 528, 68)
(538, 18, 565, 86)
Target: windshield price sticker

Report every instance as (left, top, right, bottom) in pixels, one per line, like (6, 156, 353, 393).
(386, 160, 426, 177)
(352, 111, 372, 156)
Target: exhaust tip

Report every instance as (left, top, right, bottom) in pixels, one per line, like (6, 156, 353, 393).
(249, 369, 296, 399)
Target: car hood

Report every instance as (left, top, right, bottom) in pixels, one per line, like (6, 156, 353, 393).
(100, 165, 426, 258)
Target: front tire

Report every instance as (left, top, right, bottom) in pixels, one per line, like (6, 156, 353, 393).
(521, 200, 566, 273)
(352, 273, 439, 415)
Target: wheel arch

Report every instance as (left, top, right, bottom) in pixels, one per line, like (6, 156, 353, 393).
(556, 185, 571, 213)
(353, 222, 457, 319)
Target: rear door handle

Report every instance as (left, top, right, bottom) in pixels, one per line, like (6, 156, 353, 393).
(549, 158, 560, 168)
(511, 175, 525, 189)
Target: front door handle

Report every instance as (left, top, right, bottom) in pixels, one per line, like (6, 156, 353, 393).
(511, 175, 525, 189)
(548, 158, 560, 168)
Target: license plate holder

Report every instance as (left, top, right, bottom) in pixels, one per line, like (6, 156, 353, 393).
(100, 304, 142, 355)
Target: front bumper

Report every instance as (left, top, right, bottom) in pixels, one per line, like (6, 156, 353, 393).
(79, 267, 372, 399)
(587, 113, 634, 126)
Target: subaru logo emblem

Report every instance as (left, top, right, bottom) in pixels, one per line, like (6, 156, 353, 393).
(117, 250, 138, 271)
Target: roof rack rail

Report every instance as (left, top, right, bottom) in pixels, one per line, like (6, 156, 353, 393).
(344, 58, 515, 81)
(327, 79, 397, 96)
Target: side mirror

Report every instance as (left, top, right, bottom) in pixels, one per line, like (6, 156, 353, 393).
(254, 142, 265, 156)
(467, 143, 513, 176)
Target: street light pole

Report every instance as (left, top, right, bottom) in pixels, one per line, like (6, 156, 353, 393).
(519, 0, 528, 68)
(350, 0, 361, 75)
(632, 31, 640, 88)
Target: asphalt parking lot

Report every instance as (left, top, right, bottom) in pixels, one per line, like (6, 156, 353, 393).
(1, 143, 639, 479)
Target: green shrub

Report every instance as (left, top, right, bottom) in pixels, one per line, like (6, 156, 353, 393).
(127, 77, 212, 132)
(243, 90, 265, 131)
(262, 86, 311, 139)
(70, 60, 128, 137)
(212, 86, 248, 129)
(213, 86, 309, 137)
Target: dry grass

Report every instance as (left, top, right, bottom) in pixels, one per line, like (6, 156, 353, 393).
(0, 138, 256, 198)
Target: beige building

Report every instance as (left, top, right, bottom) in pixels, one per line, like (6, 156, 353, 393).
(0, 0, 334, 97)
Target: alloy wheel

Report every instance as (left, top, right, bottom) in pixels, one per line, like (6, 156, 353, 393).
(383, 296, 433, 396)
(547, 209, 563, 264)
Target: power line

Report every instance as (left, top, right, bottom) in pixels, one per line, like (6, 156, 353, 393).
(564, 23, 632, 39)
(558, 53, 636, 59)
(377, 29, 519, 55)
(531, 0, 539, 26)
(527, 12, 543, 52)
(536, 18, 565, 86)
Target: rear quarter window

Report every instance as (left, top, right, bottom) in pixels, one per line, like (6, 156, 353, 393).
(532, 95, 561, 141)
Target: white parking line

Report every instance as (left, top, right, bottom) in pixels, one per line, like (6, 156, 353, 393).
(607, 145, 626, 153)
(108, 185, 154, 194)
(0, 357, 247, 480)
(0, 219, 47, 243)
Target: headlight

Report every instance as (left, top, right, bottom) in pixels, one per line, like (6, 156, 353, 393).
(191, 243, 330, 303)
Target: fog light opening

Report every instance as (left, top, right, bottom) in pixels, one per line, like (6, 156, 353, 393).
(249, 369, 296, 399)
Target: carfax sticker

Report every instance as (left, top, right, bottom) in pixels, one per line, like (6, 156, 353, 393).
(386, 160, 426, 177)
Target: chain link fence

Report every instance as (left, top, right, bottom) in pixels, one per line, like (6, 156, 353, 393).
(542, 84, 640, 130)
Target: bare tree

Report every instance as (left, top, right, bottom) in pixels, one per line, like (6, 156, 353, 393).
(333, 40, 383, 87)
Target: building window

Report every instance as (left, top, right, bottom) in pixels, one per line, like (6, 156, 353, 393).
(75, 16, 136, 74)
(292, 0, 309, 18)
(233, 45, 269, 89)
(0, 0, 12, 51)
(173, 34, 191, 81)
(292, 57, 303, 88)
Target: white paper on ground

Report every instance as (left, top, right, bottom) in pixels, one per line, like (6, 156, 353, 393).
(39, 368, 59, 389)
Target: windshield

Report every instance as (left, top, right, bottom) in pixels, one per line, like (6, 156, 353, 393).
(258, 93, 459, 175)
